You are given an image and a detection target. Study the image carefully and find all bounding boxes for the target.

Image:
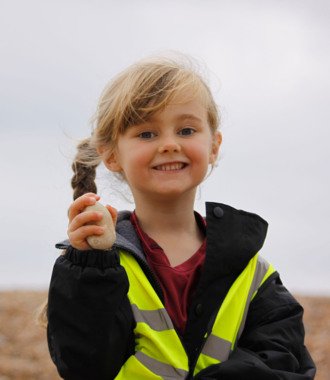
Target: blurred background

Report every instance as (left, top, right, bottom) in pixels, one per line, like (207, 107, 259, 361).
(1, 0, 329, 295)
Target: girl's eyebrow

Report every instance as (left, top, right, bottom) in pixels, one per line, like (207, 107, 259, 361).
(176, 114, 203, 123)
(148, 114, 203, 123)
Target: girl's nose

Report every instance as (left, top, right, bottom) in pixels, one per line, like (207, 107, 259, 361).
(158, 138, 181, 154)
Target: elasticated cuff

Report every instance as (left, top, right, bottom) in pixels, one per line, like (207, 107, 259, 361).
(64, 245, 120, 269)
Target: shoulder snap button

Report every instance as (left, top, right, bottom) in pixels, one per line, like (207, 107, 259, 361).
(213, 206, 224, 218)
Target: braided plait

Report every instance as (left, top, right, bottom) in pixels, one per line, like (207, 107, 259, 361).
(71, 162, 97, 200)
(71, 138, 100, 200)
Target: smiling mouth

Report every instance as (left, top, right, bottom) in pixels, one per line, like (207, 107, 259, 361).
(153, 163, 187, 171)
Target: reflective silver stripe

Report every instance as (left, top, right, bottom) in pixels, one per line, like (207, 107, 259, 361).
(200, 255, 271, 361)
(131, 304, 174, 331)
(201, 334, 232, 362)
(236, 256, 270, 342)
(136, 351, 188, 379)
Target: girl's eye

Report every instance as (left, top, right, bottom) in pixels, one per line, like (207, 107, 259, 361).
(139, 131, 156, 139)
(178, 127, 195, 136)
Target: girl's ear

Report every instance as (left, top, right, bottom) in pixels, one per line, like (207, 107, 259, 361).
(99, 147, 122, 172)
(105, 153, 122, 172)
(209, 131, 222, 165)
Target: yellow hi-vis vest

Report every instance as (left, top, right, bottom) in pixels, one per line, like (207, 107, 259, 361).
(115, 251, 275, 380)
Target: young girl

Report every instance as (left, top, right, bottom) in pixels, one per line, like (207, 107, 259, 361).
(47, 56, 316, 379)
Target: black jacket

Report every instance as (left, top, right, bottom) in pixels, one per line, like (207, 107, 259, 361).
(47, 202, 316, 379)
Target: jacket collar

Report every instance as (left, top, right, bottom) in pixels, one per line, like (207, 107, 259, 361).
(56, 202, 268, 278)
(199, 202, 268, 287)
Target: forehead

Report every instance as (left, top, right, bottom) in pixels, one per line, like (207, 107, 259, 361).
(149, 97, 208, 123)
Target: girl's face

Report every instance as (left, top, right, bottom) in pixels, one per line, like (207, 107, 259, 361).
(105, 98, 221, 203)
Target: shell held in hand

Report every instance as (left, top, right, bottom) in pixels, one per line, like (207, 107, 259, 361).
(85, 202, 116, 250)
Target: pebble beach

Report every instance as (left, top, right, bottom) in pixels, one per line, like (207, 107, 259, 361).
(0, 291, 328, 380)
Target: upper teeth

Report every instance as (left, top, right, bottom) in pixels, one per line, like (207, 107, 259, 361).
(155, 163, 184, 171)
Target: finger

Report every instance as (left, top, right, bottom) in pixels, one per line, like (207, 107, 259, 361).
(68, 193, 100, 222)
(68, 210, 103, 233)
(105, 205, 118, 225)
(68, 225, 105, 249)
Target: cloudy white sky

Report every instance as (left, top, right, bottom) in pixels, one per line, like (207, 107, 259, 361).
(1, 0, 329, 294)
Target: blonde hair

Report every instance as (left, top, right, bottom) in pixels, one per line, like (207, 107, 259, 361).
(72, 55, 220, 200)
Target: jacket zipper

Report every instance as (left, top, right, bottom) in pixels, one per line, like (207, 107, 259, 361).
(187, 309, 218, 379)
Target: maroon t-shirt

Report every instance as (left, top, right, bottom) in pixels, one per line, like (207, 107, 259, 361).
(130, 212, 206, 335)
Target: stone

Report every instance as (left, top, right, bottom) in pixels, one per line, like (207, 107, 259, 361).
(85, 202, 116, 250)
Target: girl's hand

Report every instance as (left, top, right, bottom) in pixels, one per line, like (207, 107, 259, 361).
(67, 193, 117, 250)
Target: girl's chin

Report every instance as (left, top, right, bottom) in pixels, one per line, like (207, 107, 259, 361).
(143, 185, 198, 200)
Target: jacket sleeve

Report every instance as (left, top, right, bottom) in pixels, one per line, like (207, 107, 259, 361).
(47, 246, 135, 380)
(194, 275, 316, 380)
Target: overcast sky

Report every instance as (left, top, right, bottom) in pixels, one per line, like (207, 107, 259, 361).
(1, 0, 329, 294)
